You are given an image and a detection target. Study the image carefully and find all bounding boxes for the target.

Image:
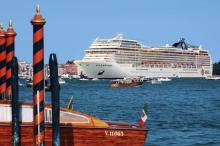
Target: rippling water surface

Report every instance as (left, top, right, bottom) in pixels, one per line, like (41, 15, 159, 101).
(19, 78, 220, 146)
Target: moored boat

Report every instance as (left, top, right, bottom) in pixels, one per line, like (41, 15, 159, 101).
(110, 77, 144, 87)
(150, 78, 162, 84)
(92, 78, 99, 81)
(59, 78, 66, 84)
(78, 72, 92, 81)
(205, 76, 220, 80)
(0, 100, 148, 145)
(26, 78, 33, 87)
(158, 77, 172, 82)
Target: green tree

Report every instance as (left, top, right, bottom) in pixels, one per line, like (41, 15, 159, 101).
(213, 62, 220, 75)
(66, 60, 74, 64)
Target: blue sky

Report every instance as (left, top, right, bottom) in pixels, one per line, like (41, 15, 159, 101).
(1, 0, 219, 63)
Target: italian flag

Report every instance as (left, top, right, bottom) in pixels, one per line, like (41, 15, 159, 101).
(139, 103, 148, 127)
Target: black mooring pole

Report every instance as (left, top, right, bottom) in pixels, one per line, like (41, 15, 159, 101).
(49, 53, 60, 146)
(11, 56, 20, 146)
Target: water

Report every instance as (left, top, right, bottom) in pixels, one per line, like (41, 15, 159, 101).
(19, 78, 220, 146)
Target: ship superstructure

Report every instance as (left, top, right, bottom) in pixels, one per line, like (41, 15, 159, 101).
(75, 34, 212, 79)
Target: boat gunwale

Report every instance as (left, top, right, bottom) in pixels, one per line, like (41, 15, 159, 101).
(0, 123, 147, 131)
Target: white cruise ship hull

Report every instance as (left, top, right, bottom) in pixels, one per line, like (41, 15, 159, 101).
(75, 60, 211, 79)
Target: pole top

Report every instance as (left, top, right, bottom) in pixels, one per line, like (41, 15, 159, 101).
(9, 20, 12, 28)
(5, 20, 17, 37)
(0, 22, 6, 38)
(36, 4, 40, 15)
(31, 4, 46, 25)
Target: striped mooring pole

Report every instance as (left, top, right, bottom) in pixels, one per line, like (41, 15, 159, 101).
(31, 5, 46, 146)
(5, 20, 17, 99)
(0, 23, 7, 100)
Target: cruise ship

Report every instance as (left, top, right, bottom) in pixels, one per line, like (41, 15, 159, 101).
(75, 34, 212, 79)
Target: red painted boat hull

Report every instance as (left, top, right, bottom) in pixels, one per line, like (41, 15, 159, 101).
(0, 124, 147, 146)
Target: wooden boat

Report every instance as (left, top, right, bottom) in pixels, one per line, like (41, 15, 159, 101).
(0, 100, 148, 146)
(110, 77, 144, 87)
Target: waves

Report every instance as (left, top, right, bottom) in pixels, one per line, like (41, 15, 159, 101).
(19, 78, 220, 146)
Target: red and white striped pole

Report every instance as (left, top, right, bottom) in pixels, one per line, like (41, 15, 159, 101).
(31, 5, 46, 146)
(5, 20, 17, 99)
(0, 23, 7, 100)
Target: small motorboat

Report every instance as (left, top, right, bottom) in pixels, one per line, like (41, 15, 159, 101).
(79, 72, 92, 81)
(92, 78, 99, 81)
(205, 76, 220, 80)
(110, 77, 144, 87)
(158, 77, 172, 82)
(26, 78, 33, 87)
(59, 78, 66, 84)
(61, 74, 72, 79)
(79, 78, 89, 81)
(150, 78, 162, 84)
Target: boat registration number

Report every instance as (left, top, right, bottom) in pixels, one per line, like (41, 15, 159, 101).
(105, 130, 124, 136)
